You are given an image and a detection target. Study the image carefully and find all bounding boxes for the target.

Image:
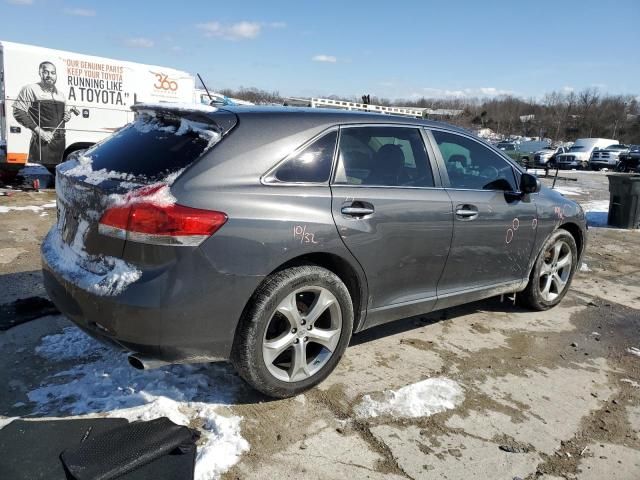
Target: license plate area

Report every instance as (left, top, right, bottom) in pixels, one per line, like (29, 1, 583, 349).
(57, 202, 79, 245)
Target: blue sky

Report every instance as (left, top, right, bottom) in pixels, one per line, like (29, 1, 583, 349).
(2, 0, 639, 100)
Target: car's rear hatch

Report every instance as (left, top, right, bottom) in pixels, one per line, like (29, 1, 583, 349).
(50, 105, 237, 293)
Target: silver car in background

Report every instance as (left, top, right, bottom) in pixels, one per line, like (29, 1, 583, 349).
(534, 146, 568, 167)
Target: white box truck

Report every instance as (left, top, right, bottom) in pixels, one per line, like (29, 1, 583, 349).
(555, 138, 617, 169)
(0, 41, 195, 169)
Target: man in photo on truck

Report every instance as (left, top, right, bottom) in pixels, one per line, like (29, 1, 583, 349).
(12, 61, 71, 165)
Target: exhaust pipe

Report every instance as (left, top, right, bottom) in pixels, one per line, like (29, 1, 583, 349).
(128, 354, 172, 370)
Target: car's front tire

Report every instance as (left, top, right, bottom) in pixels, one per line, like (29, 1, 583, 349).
(519, 229, 578, 311)
(231, 265, 353, 398)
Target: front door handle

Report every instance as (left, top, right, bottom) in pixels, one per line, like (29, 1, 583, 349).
(341, 201, 374, 217)
(455, 204, 479, 220)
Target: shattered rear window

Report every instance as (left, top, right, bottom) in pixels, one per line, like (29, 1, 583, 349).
(83, 112, 221, 181)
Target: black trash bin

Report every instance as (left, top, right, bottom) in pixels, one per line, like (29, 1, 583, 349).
(607, 174, 640, 229)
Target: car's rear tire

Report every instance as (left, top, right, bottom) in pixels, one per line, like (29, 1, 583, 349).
(518, 229, 578, 311)
(231, 265, 353, 398)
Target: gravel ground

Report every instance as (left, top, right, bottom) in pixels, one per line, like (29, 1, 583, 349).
(0, 171, 638, 480)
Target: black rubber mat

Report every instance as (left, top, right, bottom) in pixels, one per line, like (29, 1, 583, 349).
(0, 418, 127, 479)
(0, 417, 197, 480)
(60, 417, 197, 480)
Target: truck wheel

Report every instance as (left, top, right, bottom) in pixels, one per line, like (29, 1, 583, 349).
(519, 229, 578, 311)
(231, 265, 354, 398)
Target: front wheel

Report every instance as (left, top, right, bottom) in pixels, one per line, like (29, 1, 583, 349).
(518, 229, 578, 311)
(231, 265, 354, 398)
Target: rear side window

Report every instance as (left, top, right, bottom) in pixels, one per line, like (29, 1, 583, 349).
(272, 131, 337, 183)
(84, 111, 223, 181)
(334, 126, 434, 187)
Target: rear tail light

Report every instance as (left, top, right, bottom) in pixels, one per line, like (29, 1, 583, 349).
(98, 185, 227, 246)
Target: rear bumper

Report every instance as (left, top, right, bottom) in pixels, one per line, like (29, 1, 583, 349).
(41, 227, 260, 364)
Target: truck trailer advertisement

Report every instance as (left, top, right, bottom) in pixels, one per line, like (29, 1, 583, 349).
(0, 41, 195, 167)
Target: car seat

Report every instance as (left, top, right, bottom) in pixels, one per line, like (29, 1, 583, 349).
(367, 144, 407, 186)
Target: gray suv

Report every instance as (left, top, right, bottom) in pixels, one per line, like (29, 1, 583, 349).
(42, 105, 586, 397)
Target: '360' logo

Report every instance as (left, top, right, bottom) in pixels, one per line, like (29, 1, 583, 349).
(152, 72, 178, 91)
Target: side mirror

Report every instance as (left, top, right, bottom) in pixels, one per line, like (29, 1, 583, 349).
(520, 172, 541, 194)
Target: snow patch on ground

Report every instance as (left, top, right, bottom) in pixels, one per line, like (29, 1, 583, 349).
(621, 379, 640, 388)
(627, 347, 640, 358)
(553, 186, 585, 196)
(355, 377, 464, 419)
(29, 326, 249, 480)
(579, 200, 610, 227)
(580, 262, 592, 272)
(0, 202, 56, 214)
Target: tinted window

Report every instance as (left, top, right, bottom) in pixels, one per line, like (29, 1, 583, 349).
(86, 112, 218, 181)
(432, 130, 517, 191)
(274, 131, 337, 183)
(334, 126, 434, 187)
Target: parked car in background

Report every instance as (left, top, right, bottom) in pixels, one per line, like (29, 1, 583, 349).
(555, 138, 617, 169)
(534, 146, 568, 167)
(616, 145, 640, 172)
(590, 144, 629, 170)
(497, 140, 550, 167)
(42, 106, 586, 398)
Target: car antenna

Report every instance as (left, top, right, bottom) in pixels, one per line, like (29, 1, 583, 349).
(196, 73, 214, 104)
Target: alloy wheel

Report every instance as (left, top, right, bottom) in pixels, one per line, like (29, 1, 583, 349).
(262, 286, 342, 382)
(539, 239, 573, 302)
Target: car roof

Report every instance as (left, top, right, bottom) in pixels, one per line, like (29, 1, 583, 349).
(218, 106, 469, 134)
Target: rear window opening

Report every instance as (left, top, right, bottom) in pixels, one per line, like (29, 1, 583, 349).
(62, 109, 235, 184)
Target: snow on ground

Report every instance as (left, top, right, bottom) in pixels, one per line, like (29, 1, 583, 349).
(29, 325, 249, 480)
(627, 347, 640, 358)
(355, 377, 464, 419)
(0, 202, 56, 214)
(553, 185, 585, 196)
(580, 262, 592, 272)
(579, 200, 610, 227)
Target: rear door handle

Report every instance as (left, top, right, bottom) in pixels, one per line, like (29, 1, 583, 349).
(341, 206, 375, 216)
(455, 204, 479, 220)
(341, 201, 374, 217)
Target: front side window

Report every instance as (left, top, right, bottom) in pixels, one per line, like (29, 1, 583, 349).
(431, 130, 517, 191)
(333, 126, 434, 187)
(272, 130, 337, 183)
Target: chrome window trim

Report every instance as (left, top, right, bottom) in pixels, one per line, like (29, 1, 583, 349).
(330, 183, 445, 191)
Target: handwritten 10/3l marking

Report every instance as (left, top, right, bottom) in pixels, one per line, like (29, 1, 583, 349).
(293, 225, 318, 244)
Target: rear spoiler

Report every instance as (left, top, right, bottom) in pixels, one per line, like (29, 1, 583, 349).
(130, 102, 237, 135)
